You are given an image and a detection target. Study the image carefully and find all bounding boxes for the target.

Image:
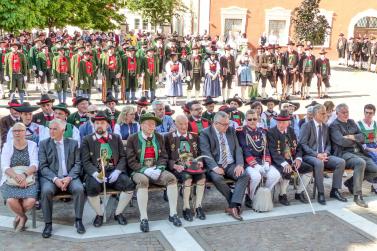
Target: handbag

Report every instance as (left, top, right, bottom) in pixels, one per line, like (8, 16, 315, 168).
(6, 166, 35, 187)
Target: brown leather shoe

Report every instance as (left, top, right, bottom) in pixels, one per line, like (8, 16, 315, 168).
(225, 207, 243, 221)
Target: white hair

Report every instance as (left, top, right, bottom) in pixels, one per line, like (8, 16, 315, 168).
(49, 118, 67, 130)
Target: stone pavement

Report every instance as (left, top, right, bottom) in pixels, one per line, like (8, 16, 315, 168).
(187, 212, 373, 251)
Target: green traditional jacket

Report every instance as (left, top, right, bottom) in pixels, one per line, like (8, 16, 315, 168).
(141, 55, 158, 89)
(71, 53, 83, 84)
(121, 55, 140, 83)
(36, 51, 54, 72)
(28, 46, 39, 68)
(101, 53, 122, 80)
(52, 55, 71, 78)
(202, 110, 216, 122)
(5, 52, 27, 78)
(78, 59, 95, 90)
(67, 111, 88, 128)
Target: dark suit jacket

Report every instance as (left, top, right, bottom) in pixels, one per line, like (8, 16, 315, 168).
(199, 126, 244, 170)
(38, 137, 81, 182)
(299, 120, 331, 157)
(0, 115, 17, 147)
(267, 126, 303, 169)
(164, 131, 200, 171)
(126, 132, 168, 172)
(81, 133, 126, 176)
(329, 118, 366, 157)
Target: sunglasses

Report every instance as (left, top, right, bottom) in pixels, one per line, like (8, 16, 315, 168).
(247, 118, 258, 121)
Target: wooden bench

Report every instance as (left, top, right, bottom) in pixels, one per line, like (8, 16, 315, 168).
(30, 179, 236, 229)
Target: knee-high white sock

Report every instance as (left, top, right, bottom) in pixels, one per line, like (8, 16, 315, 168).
(222, 88, 226, 100)
(167, 184, 178, 216)
(280, 179, 290, 195)
(137, 188, 148, 220)
(195, 90, 199, 100)
(115, 191, 133, 215)
(195, 184, 205, 208)
(187, 90, 192, 100)
(226, 88, 231, 100)
(88, 196, 103, 216)
(183, 186, 191, 210)
(297, 174, 312, 193)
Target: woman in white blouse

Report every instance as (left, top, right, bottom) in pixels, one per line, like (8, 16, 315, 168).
(1, 123, 39, 232)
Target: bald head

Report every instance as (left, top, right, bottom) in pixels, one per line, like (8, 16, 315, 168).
(175, 115, 188, 134)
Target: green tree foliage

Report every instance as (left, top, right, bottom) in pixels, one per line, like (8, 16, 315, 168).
(126, 0, 187, 27)
(0, 0, 126, 32)
(0, 0, 48, 32)
(292, 0, 331, 45)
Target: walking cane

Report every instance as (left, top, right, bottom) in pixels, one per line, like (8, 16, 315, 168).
(290, 155, 316, 215)
(100, 157, 108, 223)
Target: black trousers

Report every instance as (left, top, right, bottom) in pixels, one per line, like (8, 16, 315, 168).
(40, 68, 52, 84)
(222, 74, 233, 89)
(85, 172, 135, 197)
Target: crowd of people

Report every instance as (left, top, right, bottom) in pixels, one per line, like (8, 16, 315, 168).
(0, 90, 377, 238)
(0, 29, 338, 107)
(335, 33, 377, 71)
(1, 29, 377, 239)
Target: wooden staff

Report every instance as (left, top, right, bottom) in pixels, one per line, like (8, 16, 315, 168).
(102, 76, 107, 102)
(100, 157, 107, 223)
(121, 78, 125, 104)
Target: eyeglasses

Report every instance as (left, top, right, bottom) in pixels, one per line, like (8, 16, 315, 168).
(88, 111, 98, 114)
(365, 111, 374, 115)
(247, 118, 258, 121)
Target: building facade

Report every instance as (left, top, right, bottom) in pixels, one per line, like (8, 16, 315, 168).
(209, 0, 377, 59)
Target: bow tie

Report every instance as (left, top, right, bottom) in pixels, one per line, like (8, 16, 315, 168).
(146, 137, 153, 142)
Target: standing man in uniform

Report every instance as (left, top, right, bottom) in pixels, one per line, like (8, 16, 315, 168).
(219, 45, 236, 103)
(337, 33, 347, 66)
(52, 47, 70, 104)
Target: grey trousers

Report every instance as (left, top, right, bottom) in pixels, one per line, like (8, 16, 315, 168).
(40, 177, 85, 223)
(342, 152, 377, 195)
(303, 155, 345, 193)
(208, 164, 250, 206)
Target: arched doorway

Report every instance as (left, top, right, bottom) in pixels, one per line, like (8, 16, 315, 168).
(348, 9, 377, 38)
(354, 16, 377, 38)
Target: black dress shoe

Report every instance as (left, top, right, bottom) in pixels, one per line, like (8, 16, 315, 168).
(371, 185, 377, 194)
(140, 219, 149, 232)
(295, 192, 308, 204)
(168, 214, 182, 227)
(244, 195, 253, 208)
(182, 208, 193, 222)
(279, 194, 290, 206)
(330, 189, 348, 202)
(114, 213, 128, 225)
(344, 177, 354, 194)
(93, 215, 104, 227)
(42, 223, 52, 238)
(196, 207, 206, 220)
(317, 193, 326, 205)
(75, 220, 86, 234)
(354, 195, 368, 208)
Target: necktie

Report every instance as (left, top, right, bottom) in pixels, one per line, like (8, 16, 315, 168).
(318, 125, 323, 153)
(56, 142, 64, 178)
(219, 133, 228, 169)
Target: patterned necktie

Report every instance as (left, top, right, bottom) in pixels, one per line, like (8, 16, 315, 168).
(219, 133, 228, 169)
(318, 125, 323, 153)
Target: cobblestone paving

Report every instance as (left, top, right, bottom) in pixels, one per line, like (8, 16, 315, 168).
(187, 211, 374, 251)
(0, 228, 173, 251)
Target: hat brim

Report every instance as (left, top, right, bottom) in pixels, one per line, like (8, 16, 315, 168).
(52, 106, 70, 115)
(136, 101, 150, 106)
(273, 115, 292, 121)
(140, 117, 162, 126)
(14, 106, 39, 113)
(165, 111, 175, 115)
(37, 99, 55, 105)
(226, 98, 243, 107)
(261, 99, 280, 106)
